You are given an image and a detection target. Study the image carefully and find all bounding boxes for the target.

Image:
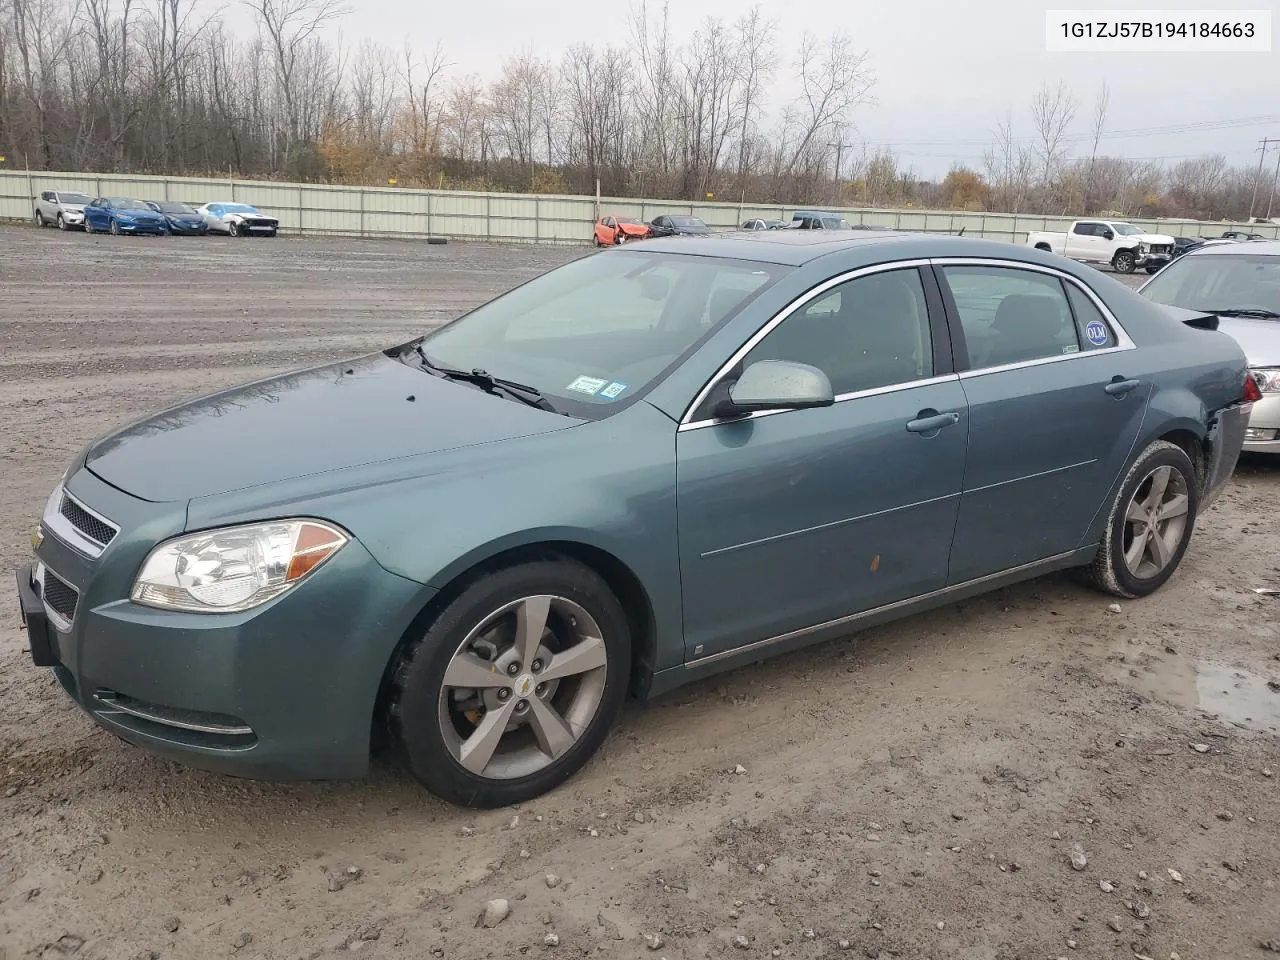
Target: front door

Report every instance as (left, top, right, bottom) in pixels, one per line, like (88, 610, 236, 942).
(937, 262, 1151, 582)
(676, 265, 969, 661)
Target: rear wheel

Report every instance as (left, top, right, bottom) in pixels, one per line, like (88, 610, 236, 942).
(1112, 250, 1136, 274)
(1084, 440, 1198, 598)
(389, 559, 630, 808)
(34, 210, 46, 227)
(1145, 264, 1162, 274)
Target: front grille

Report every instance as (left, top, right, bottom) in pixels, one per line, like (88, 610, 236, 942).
(60, 493, 117, 547)
(42, 569, 79, 622)
(1149, 244, 1171, 255)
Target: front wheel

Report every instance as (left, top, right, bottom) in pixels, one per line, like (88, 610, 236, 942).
(1145, 264, 1162, 274)
(388, 559, 631, 808)
(1112, 250, 1136, 274)
(228, 220, 240, 237)
(57, 214, 68, 230)
(84, 217, 94, 234)
(109, 218, 120, 236)
(1085, 440, 1199, 598)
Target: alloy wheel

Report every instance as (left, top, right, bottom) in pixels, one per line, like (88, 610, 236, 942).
(437, 594, 608, 780)
(1121, 464, 1190, 579)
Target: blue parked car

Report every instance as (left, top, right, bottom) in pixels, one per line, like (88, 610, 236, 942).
(144, 200, 209, 235)
(16, 232, 1255, 808)
(82, 197, 168, 236)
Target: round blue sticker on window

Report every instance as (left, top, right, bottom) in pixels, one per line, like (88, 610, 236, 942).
(1085, 320, 1109, 346)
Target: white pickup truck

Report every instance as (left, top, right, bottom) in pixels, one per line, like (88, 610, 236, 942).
(1027, 219, 1176, 275)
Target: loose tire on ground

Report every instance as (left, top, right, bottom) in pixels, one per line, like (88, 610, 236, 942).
(1083, 439, 1199, 599)
(388, 558, 631, 808)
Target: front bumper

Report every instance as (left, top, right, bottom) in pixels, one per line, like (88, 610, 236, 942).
(117, 221, 167, 234)
(1135, 250, 1172, 266)
(1243, 392, 1280, 453)
(16, 469, 430, 780)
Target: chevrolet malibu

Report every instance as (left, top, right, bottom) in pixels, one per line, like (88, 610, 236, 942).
(16, 232, 1254, 808)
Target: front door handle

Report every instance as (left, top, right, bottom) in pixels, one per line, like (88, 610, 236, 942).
(906, 410, 961, 434)
(1105, 377, 1141, 397)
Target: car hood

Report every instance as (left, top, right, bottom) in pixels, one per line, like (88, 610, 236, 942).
(1216, 316, 1280, 365)
(61, 204, 87, 213)
(618, 223, 649, 234)
(1137, 233, 1176, 244)
(84, 352, 579, 502)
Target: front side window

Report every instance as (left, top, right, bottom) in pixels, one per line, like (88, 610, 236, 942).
(419, 251, 788, 417)
(942, 266, 1082, 368)
(740, 268, 934, 396)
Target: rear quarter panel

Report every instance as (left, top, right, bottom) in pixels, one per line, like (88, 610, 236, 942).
(1073, 275, 1248, 545)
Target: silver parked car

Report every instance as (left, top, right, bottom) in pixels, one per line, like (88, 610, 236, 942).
(195, 202, 280, 237)
(1139, 240, 1280, 454)
(33, 190, 93, 231)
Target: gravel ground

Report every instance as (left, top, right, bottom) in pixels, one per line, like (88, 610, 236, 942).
(1, 226, 1279, 960)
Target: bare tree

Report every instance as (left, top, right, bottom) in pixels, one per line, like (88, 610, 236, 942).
(1083, 81, 1108, 212)
(782, 30, 874, 178)
(733, 4, 775, 192)
(402, 38, 447, 155)
(1030, 80, 1076, 201)
(244, 0, 348, 156)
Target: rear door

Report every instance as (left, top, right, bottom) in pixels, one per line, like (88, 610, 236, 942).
(936, 260, 1151, 583)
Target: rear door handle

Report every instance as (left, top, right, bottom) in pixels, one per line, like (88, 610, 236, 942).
(906, 411, 961, 434)
(1105, 377, 1141, 397)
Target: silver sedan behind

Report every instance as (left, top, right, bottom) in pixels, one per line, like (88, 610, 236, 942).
(1139, 241, 1280, 453)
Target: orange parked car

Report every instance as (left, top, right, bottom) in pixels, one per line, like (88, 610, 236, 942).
(593, 215, 651, 246)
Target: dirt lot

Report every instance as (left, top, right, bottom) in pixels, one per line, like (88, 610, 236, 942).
(1, 227, 1278, 960)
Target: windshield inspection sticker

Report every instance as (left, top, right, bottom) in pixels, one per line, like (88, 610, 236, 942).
(566, 375, 609, 396)
(599, 381, 628, 400)
(1085, 320, 1110, 346)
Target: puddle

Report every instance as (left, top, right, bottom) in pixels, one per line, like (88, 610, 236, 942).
(1109, 644, 1280, 735)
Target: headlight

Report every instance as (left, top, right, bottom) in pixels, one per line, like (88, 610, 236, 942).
(117, 214, 135, 222)
(131, 520, 348, 613)
(1251, 367, 1280, 394)
(1138, 242, 1148, 253)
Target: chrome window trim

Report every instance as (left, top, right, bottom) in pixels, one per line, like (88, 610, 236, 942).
(42, 486, 118, 559)
(677, 256, 1138, 433)
(678, 259, 935, 430)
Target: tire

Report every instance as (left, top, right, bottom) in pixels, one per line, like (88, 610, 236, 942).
(34, 210, 46, 227)
(593, 234, 603, 247)
(84, 217, 94, 235)
(389, 558, 631, 808)
(1084, 440, 1199, 599)
(57, 214, 67, 231)
(109, 218, 120, 236)
(1145, 264, 1161, 274)
(1112, 249, 1136, 274)
(228, 220, 240, 237)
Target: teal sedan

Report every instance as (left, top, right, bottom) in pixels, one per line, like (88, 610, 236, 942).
(16, 232, 1254, 807)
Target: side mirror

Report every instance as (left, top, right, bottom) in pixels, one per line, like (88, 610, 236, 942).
(1102, 229, 1114, 240)
(716, 360, 834, 416)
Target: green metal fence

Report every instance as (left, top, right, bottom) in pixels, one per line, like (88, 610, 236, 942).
(4, 169, 1277, 245)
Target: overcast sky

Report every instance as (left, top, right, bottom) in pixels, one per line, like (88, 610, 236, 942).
(241, 0, 1279, 178)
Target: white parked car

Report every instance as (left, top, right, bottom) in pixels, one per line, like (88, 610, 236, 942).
(33, 190, 93, 231)
(1027, 219, 1176, 275)
(195, 202, 280, 237)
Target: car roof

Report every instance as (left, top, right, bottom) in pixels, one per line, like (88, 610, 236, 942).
(635, 231, 1052, 267)
(1184, 239, 1280, 258)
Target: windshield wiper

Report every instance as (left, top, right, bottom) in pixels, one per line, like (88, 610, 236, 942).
(1196, 307, 1280, 320)
(412, 346, 559, 413)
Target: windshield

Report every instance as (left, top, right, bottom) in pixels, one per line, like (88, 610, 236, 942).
(671, 217, 704, 228)
(821, 217, 850, 229)
(58, 192, 92, 204)
(416, 250, 788, 417)
(156, 201, 196, 214)
(107, 197, 152, 211)
(1111, 223, 1142, 236)
(222, 203, 259, 213)
(1141, 253, 1280, 315)
(617, 218, 642, 225)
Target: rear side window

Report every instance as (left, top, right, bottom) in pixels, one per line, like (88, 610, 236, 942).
(1064, 283, 1117, 350)
(941, 266, 1081, 369)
